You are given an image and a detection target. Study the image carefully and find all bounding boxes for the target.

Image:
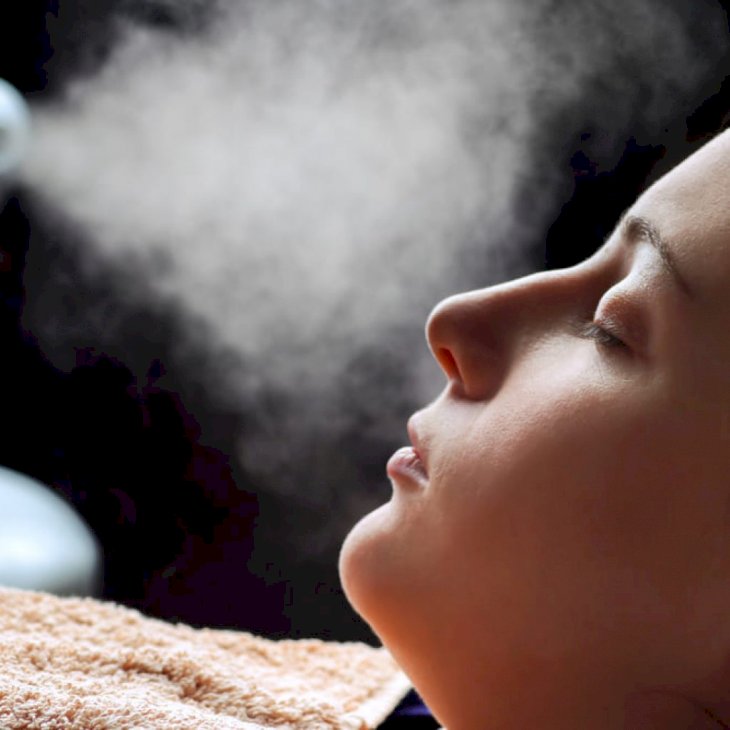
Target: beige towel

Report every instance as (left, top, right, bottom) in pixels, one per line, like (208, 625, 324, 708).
(0, 587, 412, 729)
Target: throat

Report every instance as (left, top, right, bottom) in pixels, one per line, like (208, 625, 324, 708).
(622, 690, 729, 730)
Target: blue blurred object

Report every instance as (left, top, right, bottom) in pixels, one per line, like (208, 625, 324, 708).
(378, 690, 440, 728)
(0, 465, 102, 596)
(0, 77, 30, 182)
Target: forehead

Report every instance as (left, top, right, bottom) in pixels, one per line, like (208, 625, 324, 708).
(630, 131, 730, 304)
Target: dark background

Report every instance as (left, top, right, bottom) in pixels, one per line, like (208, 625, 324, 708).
(1, 0, 729, 642)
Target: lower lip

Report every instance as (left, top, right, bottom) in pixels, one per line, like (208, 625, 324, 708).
(386, 446, 428, 488)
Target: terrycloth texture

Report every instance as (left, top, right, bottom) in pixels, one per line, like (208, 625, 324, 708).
(0, 587, 412, 729)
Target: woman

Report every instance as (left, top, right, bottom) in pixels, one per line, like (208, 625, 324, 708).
(340, 128, 730, 729)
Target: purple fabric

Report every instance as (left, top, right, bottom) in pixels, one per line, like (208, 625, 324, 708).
(379, 690, 440, 728)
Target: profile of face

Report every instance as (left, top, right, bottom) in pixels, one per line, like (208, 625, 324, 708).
(339, 130, 730, 730)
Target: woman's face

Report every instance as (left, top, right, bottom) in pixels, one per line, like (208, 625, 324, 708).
(340, 131, 730, 729)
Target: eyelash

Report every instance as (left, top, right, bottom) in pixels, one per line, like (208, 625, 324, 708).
(576, 320, 627, 350)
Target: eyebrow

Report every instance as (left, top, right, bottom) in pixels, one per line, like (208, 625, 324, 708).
(619, 212, 695, 300)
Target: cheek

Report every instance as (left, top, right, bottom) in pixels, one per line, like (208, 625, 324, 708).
(444, 398, 728, 635)
(425, 399, 664, 598)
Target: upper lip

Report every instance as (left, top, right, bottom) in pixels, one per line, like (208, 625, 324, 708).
(407, 414, 428, 472)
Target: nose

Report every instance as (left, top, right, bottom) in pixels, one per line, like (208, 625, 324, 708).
(425, 267, 591, 400)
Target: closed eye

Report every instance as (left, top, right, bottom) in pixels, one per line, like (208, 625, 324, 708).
(576, 321, 627, 350)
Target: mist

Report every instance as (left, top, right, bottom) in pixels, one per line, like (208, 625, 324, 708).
(13, 0, 729, 634)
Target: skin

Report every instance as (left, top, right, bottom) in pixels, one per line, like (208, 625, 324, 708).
(339, 129, 730, 729)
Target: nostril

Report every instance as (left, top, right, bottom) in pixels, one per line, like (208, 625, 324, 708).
(435, 347, 460, 382)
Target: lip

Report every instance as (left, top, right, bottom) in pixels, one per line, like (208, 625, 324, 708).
(407, 415, 428, 472)
(385, 415, 429, 489)
(386, 446, 428, 488)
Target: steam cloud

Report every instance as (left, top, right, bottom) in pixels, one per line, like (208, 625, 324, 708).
(16, 0, 728, 628)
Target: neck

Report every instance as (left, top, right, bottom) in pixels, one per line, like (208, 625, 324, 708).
(622, 691, 729, 730)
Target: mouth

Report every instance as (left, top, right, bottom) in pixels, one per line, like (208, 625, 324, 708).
(385, 416, 429, 488)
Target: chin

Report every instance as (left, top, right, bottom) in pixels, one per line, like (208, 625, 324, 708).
(338, 501, 401, 624)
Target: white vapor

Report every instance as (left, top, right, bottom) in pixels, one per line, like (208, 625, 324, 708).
(18, 0, 728, 558)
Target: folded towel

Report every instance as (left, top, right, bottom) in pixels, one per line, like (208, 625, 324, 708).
(0, 587, 411, 729)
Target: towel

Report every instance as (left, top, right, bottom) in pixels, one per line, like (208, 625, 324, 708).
(0, 587, 412, 729)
